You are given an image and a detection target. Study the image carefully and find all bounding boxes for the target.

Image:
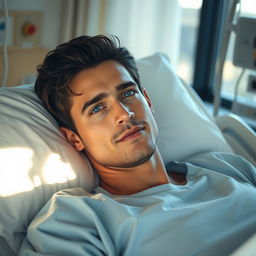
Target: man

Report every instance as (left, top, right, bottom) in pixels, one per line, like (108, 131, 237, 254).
(34, 35, 185, 195)
(19, 35, 256, 256)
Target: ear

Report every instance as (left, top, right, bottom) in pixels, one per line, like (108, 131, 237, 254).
(142, 88, 154, 113)
(59, 127, 85, 151)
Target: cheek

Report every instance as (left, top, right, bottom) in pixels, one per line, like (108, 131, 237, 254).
(79, 120, 112, 145)
(140, 101, 158, 135)
(138, 98, 154, 119)
(81, 124, 114, 159)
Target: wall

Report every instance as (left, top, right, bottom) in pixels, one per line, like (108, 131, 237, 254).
(0, 0, 62, 86)
(1, 0, 62, 49)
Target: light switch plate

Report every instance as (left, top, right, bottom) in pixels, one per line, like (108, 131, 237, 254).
(14, 11, 42, 48)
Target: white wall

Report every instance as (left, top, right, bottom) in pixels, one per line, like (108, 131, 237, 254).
(1, 0, 62, 49)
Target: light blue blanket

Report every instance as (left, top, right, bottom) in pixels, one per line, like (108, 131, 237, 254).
(19, 152, 256, 256)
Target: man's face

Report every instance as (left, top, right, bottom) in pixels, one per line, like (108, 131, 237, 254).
(67, 60, 158, 169)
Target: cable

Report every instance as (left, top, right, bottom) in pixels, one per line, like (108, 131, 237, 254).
(231, 68, 245, 113)
(1, 0, 9, 87)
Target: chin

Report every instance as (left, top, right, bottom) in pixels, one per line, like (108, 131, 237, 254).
(127, 151, 155, 167)
(88, 137, 158, 169)
(116, 143, 157, 168)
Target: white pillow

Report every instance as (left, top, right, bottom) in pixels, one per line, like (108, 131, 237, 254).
(136, 53, 233, 162)
(0, 53, 233, 255)
(0, 84, 98, 254)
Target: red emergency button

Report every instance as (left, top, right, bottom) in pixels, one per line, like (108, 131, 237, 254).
(23, 23, 37, 36)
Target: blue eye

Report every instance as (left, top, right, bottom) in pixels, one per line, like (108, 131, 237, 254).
(91, 105, 103, 114)
(123, 90, 136, 98)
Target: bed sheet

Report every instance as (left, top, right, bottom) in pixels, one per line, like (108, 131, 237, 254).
(19, 152, 256, 256)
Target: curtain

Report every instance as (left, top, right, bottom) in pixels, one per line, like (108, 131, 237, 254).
(60, 0, 89, 43)
(59, 0, 181, 66)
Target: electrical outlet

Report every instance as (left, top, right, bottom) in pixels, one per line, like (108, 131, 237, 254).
(14, 11, 42, 48)
(248, 75, 256, 93)
(0, 15, 13, 46)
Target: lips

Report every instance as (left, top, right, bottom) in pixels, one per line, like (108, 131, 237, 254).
(116, 127, 145, 142)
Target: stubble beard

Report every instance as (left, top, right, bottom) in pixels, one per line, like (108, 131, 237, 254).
(84, 118, 159, 169)
(112, 144, 156, 168)
(86, 136, 158, 169)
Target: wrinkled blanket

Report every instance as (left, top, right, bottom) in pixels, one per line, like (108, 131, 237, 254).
(19, 152, 256, 256)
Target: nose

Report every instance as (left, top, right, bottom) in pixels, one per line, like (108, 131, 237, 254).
(115, 102, 135, 125)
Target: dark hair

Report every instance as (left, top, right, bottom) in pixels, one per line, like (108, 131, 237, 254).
(35, 35, 141, 131)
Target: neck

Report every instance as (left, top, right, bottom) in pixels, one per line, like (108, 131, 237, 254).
(91, 148, 170, 195)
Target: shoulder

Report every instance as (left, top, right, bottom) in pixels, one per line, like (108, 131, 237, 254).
(185, 152, 256, 186)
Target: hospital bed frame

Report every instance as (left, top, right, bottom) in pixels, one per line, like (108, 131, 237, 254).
(182, 79, 256, 166)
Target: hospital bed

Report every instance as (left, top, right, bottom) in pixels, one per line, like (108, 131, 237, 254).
(0, 53, 255, 256)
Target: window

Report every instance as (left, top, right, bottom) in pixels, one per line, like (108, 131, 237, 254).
(177, 0, 202, 86)
(221, 0, 256, 109)
(192, 0, 256, 128)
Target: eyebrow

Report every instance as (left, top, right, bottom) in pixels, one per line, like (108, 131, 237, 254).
(81, 81, 136, 113)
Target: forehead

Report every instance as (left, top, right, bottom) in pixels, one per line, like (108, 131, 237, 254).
(69, 60, 135, 94)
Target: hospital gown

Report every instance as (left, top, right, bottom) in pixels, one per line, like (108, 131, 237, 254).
(19, 152, 256, 256)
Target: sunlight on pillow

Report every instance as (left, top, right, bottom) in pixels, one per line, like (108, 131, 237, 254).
(0, 148, 34, 197)
(42, 153, 77, 184)
(0, 148, 78, 197)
